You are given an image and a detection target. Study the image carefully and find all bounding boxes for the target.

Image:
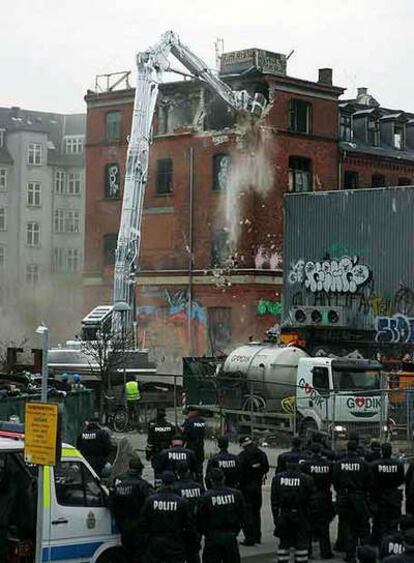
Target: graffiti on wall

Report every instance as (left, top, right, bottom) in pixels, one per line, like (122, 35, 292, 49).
(375, 314, 414, 344)
(257, 299, 282, 316)
(288, 256, 371, 294)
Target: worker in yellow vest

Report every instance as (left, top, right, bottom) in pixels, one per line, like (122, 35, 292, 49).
(125, 376, 141, 427)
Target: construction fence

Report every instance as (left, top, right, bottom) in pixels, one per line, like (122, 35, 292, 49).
(182, 365, 414, 453)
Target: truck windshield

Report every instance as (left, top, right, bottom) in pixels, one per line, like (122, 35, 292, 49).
(332, 369, 381, 392)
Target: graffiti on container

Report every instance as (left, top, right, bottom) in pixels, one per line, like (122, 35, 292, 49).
(288, 256, 371, 294)
(375, 314, 414, 343)
(393, 286, 414, 316)
(257, 299, 282, 316)
(369, 292, 394, 317)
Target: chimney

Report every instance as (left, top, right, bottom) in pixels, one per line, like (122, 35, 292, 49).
(357, 87, 368, 98)
(318, 68, 333, 86)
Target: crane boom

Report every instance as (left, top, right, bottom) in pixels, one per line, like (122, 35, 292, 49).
(109, 31, 267, 335)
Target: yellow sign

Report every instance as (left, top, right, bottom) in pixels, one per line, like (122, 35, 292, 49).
(24, 402, 59, 466)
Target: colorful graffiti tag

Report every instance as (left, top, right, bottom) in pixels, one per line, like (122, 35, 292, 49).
(257, 299, 282, 316)
(375, 314, 414, 344)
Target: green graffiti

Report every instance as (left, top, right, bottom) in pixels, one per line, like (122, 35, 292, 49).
(328, 241, 368, 258)
(257, 299, 282, 316)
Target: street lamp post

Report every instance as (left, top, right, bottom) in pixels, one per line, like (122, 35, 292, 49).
(34, 324, 49, 563)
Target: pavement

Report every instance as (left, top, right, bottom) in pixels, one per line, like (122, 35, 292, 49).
(111, 428, 344, 563)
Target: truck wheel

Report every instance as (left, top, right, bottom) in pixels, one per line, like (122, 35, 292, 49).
(96, 548, 129, 563)
(301, 418, 318, 438)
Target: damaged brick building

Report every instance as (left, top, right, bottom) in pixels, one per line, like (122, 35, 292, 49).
(84, 50, 345, 374)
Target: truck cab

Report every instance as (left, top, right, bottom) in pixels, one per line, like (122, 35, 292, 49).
(297, 357, 386, 436)
(0, 431, 126, 563)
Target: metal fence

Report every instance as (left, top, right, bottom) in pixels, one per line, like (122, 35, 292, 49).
(182, 370, 414, 453)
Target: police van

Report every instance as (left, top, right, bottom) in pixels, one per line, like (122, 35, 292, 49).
(0, 426, 127, 563)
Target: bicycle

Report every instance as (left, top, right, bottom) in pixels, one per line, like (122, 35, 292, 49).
(104, 395, 129, 433)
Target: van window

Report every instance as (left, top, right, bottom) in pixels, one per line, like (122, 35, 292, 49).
(55, 461, 105, 507)
(312, 367, 330, 395)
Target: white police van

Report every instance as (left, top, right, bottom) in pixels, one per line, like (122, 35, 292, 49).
(0, 429, 127, 563)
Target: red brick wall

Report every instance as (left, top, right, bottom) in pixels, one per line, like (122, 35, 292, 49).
(343, 154, 414, 188)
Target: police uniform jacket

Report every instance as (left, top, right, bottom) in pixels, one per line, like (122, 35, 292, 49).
(172, 478, 204, 513)
(197, 485, 245, 536)
(183, 416, 206, 462)
(76, 423, 111, 470)
(332, 453, 370, 494)
(205, 451, 240, 488)
(111, 472, 154, 526)
(370, 457, 405, 496)
(271, 470, 316, 520)
(155, 446, 197, 476)
(147, 417, 174, 455)
(301, 454, 334, 523)
(276, 448, 307, 474)
(238, 445, 269, 490)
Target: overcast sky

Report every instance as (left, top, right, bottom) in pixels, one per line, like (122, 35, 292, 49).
(2, 0, 413, 114)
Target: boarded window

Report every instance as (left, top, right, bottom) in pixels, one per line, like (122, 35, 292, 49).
(208, 307, 232, 353)
(156, 158, 173, 194)
(105, 163, 120, 199)
(344, 170, 359, 189)
(212, 154, 230, 191)
(106, 111, 121, 141)
(289, 99, 312, 134)
(103, 234, 118, 266)
(288, 156, 312, 192)
(371, 174, 385, 188)
(211, 229, 230, 267)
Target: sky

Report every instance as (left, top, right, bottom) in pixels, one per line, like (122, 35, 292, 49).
(2, 0, 414, 114)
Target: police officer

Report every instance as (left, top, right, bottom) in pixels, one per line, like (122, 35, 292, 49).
(379, 516, 414, 560)
(370, 442, 405, 546)
(138, 470, 198, 563)
(332, 440, 371, 563)
(276, 436, 305, 474)
(173, 462, 204, 563)
(271, 458, 316, 563)
(111, 457, 154, 561)
(125, 375, 141, 425)
(205, 436, 240, 489)
(183, 408, 206, 484)
(155, 435, 197, 479)
(146, 408, 175, 483)
(301, 443, 334, 559)
(76, 417, 111, 475)
(237, 435, 269, 546)
(383, 528, 414, 563)
(197, 468, 245, 563)
(365, 440, 382, 463)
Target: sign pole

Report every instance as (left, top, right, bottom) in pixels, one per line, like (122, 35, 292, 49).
(35, 325, 49, 563)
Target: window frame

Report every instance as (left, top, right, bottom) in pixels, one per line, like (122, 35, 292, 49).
(55, 170, 66, 194)
(212, 154, 230, 192)
(0, 208, 7, 232)
(27, 182, 41, 207)
(65, 210, 80, 234)
(0, 169, 7, 192)
(27, 143, 42, 166)
(64, 136, 84, 154)
(156, 158, 173, 195)
(26, 221, 40, 246)
(53, 247, 65, 272)
(103, 233, 118, 266)
(0, 129, 5, 148)
(54, 461, 106, 508)
(105, 111, 122, 142)
(344, 170, 359, 189)
(393, 123, 405, 151)
(312, 366, 330, 396)
(0, 245, 5, 270)
(54, 209, 65, 234)
(26, 263, 39, 285)
(371, 174, 385, 188)
(67, 172, 81, 195)
(288, 156, 312, 193)
(367, 119, 380, 147)
(339, 113, 353, 141)
(67, 248, 80, 272)
(288, 99, 312, 134)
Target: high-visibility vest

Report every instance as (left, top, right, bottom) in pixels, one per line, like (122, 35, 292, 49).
(125, 380, 141, 402)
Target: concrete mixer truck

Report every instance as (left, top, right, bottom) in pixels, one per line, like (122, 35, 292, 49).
(184, 343, 388, 437)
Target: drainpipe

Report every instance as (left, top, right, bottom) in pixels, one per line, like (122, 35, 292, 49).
(187, 147, 194, 356)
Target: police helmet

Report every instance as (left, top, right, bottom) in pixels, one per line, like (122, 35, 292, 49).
(73, 373, 81, 383)
(239, 435, 253, 447)
(217, 436, 229, 449)
(161, 471, 176, 485)
(381, 442, 392, 458)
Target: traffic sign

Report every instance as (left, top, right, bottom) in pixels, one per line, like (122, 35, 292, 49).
(24, 402, 59, 466)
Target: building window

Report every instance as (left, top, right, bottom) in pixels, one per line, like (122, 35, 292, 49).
(27, 182, 41, 206)
(66, 210, 80, 233)
(212, 154, 230, 191)
(211, 229, 230, 268)
(53, 248, 64, 272)
(288, 156, 312, 192)
(398, 177, 411, 186)
(27, 222, 40, 246)
(54, 209, 65, 233)
(368, 120, 380, 147)
(55, 170, 66, 194)
(0, 246, 5, 270)
(288, 99, 312, 134)
(67, 248, 80, 272)
(0, 129, 5, 148)
(0, 208, 7, 231)
(371, 174, 385, 188)
(65, 136, 84, 154)
(208, 307, 232, 353)
(26, 264, 39, 285)
(28, 143, 42, 165)
(340, 113, 353, 141)
(103, 234, 118, 266)
(105, 163, 120, 199)
(106, 111, 121, 141)
(156, 158, 173, 195)
(68, 173, 81, 195)
(344, 170, 359, 189)
(0, 169, 7, 192)
(394, 124, 405, 150)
